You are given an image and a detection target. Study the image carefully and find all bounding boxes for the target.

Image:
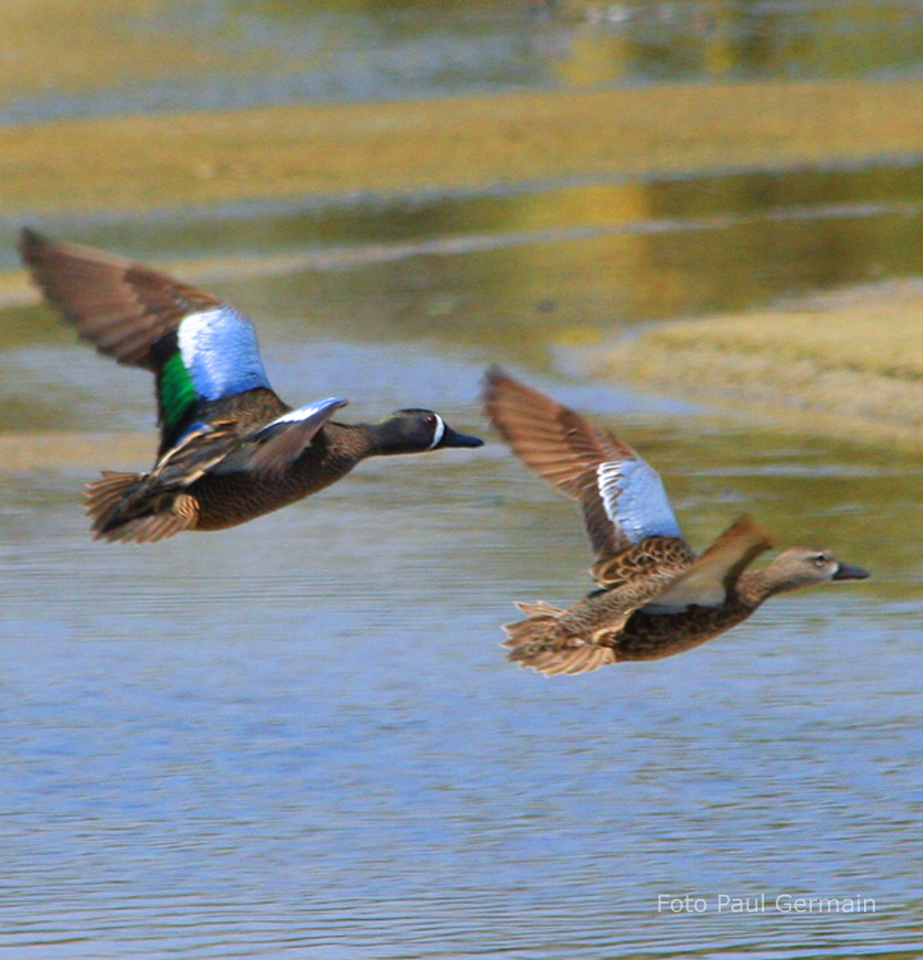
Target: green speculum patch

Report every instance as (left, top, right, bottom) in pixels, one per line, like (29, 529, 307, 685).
(159, 353, 197, 428)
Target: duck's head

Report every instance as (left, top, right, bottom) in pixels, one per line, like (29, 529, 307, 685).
(764, 546, 869, 594)
(376, 409, 484, 455)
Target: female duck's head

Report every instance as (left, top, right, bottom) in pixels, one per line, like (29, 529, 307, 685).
(763, 546, 869, 594)
(375, 409, 484, 455)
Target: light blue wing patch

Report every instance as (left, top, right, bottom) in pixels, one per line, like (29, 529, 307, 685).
(244, 396, 348, 475)
(597, 458, 682, 543)
(177, 306, 271, 400)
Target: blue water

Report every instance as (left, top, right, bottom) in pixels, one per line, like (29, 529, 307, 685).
(1, 599, 917, 958)
(0, 335, 918, 957)
(3, 0, 923, 952)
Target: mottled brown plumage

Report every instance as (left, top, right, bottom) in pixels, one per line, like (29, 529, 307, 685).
(482, 363, 641, 558)
(78, 394, 388, 543)
(21, 229, 483, 543)
(483, 367, 869, 674)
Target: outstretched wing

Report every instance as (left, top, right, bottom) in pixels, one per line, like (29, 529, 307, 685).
(482, 365, 683, 560)
(641, 515, 772, 613)
(20, 229, 273, 453)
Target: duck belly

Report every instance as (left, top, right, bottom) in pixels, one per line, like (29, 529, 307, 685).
(615, 604, 753, 661)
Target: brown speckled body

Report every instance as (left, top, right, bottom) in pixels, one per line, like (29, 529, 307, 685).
(95, 390, 388, 540)
(485, 366, 868, 676)
(613, 593, 757, 660)
(82, 389, 482, 542)
(501, 535, 864, 674)
(191, 420, 373, 530)
(547, 544, 771, 662)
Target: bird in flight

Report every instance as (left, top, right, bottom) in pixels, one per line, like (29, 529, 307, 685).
(21, 229, 483, 543)
(482, 366, 868, 674)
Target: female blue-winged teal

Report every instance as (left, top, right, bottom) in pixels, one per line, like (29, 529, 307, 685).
(20, 229, 483, 543)
(482, 367, 869, 674)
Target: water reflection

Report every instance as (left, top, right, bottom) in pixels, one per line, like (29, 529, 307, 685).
(553, 0, 923, 87)
(8, 158, 923, 372)
(238, 0, 923, 95)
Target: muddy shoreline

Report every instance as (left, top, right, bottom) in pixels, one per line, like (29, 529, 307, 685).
(582, 279, 923, 448)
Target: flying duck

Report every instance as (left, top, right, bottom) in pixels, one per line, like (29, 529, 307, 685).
(20, 229, 483, 543)
(482, 366, 869, 674)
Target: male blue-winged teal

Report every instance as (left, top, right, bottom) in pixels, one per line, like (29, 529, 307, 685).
(482, 367, 869, 674)
(21, 229, 483, 543)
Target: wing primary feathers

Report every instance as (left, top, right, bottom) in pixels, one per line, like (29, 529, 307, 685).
(20, 228, 222, 370)
(482, 365, 683, 560)
(21, 229, 278, 454)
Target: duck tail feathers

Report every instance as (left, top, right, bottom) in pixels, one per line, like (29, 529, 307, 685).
(502, 602, 615, 676)
(85, 471, 143, 532)
(85, 472, 197, 543)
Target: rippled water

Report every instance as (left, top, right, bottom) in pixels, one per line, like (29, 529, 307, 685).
(3, 1, 923, 956)
(10, 157, 923, 375)
(1, 314, 921, 956)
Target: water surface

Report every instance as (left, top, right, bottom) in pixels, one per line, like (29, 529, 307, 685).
(9, 156, 923, 366)
(7, 0, 923, 124)
(2, 1, 923, 956)
(1, 311, 920, 956)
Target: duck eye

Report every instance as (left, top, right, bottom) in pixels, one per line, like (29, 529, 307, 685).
(814, 553, 828, 566)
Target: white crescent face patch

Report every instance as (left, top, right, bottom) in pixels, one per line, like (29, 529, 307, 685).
(428, 414, 446, 450)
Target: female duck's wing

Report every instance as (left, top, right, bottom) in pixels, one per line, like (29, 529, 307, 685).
(641, 515, 772, 613)
(482, 365, 683, 561)
(20, 229, 273, 452)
